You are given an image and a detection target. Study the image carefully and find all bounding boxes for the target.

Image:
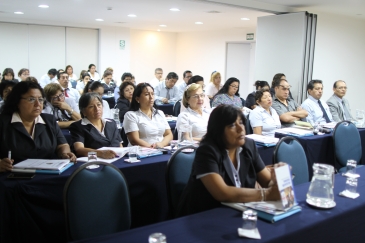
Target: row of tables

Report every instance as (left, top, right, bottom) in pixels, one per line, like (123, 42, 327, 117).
(1, 129, 365, 242)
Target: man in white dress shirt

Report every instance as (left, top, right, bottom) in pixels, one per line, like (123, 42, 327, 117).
(155, 72, 179, 103)
(56, 71, 80, 104)
(39, 68, 58, 88)
(326, 80, 353, 122)
(149, 68, 163, 89)
(301, 80, 333, 125)
(176, 70, 193, 100)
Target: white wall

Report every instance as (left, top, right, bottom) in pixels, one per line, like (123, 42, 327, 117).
(311, 13, 365, 115)
(129, 30, 177, 84)
(175, 28, 256, 98)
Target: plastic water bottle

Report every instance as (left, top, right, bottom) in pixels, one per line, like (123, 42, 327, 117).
(113, 108, 120, 128)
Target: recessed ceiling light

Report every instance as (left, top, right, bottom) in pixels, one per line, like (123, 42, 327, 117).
(95, 19, 104, 21)
(38, 5, 49, 8)
(14, 11, 24, 14)
(195, 22, 203, 25)
(128, 14, 136, 17)
(170, 8, 180, 12)
(241, 18, 250, 20)
(157, 29, 161, 32)
(159, 24, 167, 27)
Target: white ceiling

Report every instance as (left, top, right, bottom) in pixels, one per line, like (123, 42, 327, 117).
(0, 0, 363, 32)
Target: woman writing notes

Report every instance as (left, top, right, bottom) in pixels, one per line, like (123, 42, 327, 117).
(176, 83, 210, 141)
(123, 83, 173, 148)
(249, 89, 281, 137)
(69, 93, 123, 159)
(177, 105, 280, 216)
(0, 81, 76, 171)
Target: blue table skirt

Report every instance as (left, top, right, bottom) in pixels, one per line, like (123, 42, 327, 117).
(72, 167, 365, 243)
(156, 104, 174, 115)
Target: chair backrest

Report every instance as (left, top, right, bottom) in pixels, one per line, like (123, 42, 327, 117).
(165, 145, 197, 218)
(120, 127, 129, 147)
(173, 99, 182, 117)
(273, 136, 309, 185)
(332, 121, 362, 168)
(245, 114, 253, 135)
(240, 97, 245, 107)
(173, 127, 178, 140)
(64, 162, 131, 241)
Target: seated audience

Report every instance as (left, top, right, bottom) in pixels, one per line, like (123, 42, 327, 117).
(181, 75, 211, 112)
(83, 81, 111, 119)
(25, 77, 38, 83)
(206, 71, 222, 99)
(0, 81, 16, 110)
(249, 89, 281, 137)
(301, 80, 333, 125)
(69, 93, 122, 159)
(18, 68, 30, 81)
(211, 77, 242, 109)
(124, 83, 173, 147)
(65, 65, 78, 89)
(101, 71, 116, 94)
(76, 72, 90, 95)
(88, 64, 100, 82)
(39, 68, 58, 88)
(150, 68, 163, 89)
(272, 78, 308, 127)
(245, 81, 270, 109)
(43, 83, 81, 128)
(269, 73, 293, 99)
(177, 83, 210, 141)
(116, 81, 135, 123)
(177, 105, 280, 216)
(326, 80, 353, 122)
(176, 70, 193, 99)
(56, 71, 80, 104)
(1, 68, 19, 83)
(0, 81, 76, 171)
(154, 72, 180, 104)
(114, 72, 133, 101)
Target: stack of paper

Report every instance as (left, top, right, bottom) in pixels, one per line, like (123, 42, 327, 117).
(245, 134, 279, 147)
(137, 147, 163, 158)
(275, 127, 314, 137)
(12, 159, 74, 174)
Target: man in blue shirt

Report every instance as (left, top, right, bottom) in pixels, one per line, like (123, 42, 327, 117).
(301, 80, 333, 125)
(176, 70, 193, 100)
(155, 72, 179, 103)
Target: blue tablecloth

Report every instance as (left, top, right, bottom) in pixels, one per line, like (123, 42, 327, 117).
(73, 167, 365, 243)
(156, 104, 174, 115)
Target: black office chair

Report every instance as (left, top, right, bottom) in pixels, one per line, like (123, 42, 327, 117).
(245, 114, 253, 135)
(173, 99, 181, 117)
(173, 127, 178, 140)
(240, 97, 246, 107)
(64, 162, 131, 241)
(120, 127, 129, 147)
(165, 145, 197, 218)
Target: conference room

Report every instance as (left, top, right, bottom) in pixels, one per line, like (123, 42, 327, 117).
(1, 0, 365, 242)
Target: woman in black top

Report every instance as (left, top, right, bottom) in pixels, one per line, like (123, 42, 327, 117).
(177, 105, 281, 217)
(245, 80, 269, 109)
(116, 81, 135, 122)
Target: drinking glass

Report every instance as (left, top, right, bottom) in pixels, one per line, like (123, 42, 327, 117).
(86, 151, 99, 169)
(148, 233, 166, 243)
(170, 140, 178, 154)
(107, 91, 112, 96)
(346, 159, 357, 175)
(345, 177, 358, 194)
(242, 210, 257, 230)
(128, 146, 139, 162)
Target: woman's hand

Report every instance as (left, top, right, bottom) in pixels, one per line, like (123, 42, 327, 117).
(61, 152, 77, 162)
(0, 158, 14, 172)
(155, 142, 164, 149)
(96, 150, 118, 159)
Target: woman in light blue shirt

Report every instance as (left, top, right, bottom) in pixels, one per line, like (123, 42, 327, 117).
(249, 89, 281, 137)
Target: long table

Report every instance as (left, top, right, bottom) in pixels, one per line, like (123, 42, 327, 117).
(73, 167, 365, 243)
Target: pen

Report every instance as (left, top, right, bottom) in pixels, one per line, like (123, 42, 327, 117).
(8, 151, 11, 160)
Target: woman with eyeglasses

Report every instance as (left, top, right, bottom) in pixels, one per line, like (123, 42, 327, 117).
(123, 83, 173, 148)
(180, 75, 211, 113)
(43, 83, 81, 128)
(211, 77, 243, 109)
(0, 81, 76, 171)
(176, 83, 210, 141)
(18, 68, 30, 82)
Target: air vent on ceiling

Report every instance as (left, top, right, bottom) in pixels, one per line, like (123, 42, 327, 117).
(207, 10, 221, 13)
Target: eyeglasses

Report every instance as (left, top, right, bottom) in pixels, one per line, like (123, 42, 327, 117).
(190, 93, 205, 99)
(21, 97, 44, 103)
(230, 85, 239, 89)
(278, 85, 291, 91)
(51, 92, 65, 101)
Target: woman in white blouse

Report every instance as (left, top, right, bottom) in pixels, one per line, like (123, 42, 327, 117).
(205, 71, 223, 100)
(249, 89, 281, 137)
(177, 83, 210, 141)
(76, 72, 90, 95)
(88, 64, 100, 82)
(124, 83, 173, 148)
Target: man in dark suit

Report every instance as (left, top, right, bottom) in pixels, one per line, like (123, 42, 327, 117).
(326, 80, 353, 122)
